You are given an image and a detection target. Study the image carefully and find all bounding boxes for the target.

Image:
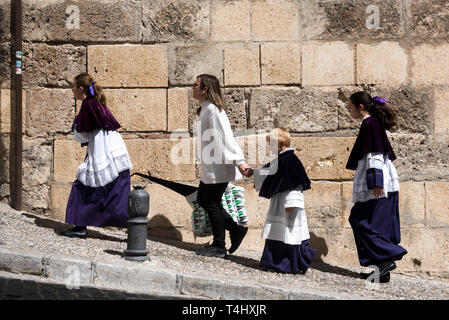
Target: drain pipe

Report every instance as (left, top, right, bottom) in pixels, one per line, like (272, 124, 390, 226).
(10, 0, 22, 211)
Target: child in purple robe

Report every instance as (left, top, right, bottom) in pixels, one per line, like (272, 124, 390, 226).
(255, 128, 316, 274)
(345, 91, 407, 282)
(61, 74, 133, 238)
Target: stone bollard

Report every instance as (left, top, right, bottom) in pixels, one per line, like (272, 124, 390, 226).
(123, 186, 150, 262)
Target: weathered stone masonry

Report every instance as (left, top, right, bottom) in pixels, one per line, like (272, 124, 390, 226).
(0, 0, 449, 279)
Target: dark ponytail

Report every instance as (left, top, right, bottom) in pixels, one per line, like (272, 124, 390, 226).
(349, 91, 398, 131)
(74, 73, 107, 106)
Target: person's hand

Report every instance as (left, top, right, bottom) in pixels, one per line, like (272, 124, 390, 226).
(373, 187, 384, 197)
(238, 163, 253, 177)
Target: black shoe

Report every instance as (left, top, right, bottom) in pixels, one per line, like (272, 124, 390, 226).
(378, 261, 397, 277)
(362, 271, 391, 283)
(229, 226, 248, 254)
(61, 226, 87, 238)
(196, 245, 227, 258)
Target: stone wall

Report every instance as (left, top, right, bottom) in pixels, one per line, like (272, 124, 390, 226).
(1, 0, 448, 279)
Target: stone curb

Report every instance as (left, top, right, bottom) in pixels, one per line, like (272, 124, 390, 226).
(0, 247, 366, 300)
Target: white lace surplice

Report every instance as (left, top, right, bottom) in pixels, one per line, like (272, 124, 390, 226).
(260, 186, 310, 245)
(74, 127, 133, 187)
(352, 152, 400, 203)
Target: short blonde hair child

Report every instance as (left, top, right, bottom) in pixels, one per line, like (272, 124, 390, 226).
(267, 127, 291, 148)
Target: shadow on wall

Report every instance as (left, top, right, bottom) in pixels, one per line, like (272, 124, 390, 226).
(147, 214, 184, 241)
(309, 231, 362, 279)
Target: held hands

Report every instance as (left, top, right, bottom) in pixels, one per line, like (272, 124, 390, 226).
(238, 163, 253, 177)
(373, 187, 384, 197)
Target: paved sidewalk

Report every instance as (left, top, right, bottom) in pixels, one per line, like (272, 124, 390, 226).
(1, 203, 448, 300)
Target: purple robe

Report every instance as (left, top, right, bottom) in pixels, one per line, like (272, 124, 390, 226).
(259, 150, 311, 199)
(74, 98, 121, 133)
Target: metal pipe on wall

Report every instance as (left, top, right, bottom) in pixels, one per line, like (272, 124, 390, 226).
(10, 0, 22, 211)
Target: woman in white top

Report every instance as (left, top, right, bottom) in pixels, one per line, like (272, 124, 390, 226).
(193, 74, 252, 258)
(345, 91, 407, 282)
(62, 74, 133, 238)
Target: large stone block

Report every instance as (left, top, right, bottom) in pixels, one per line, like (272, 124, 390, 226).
(224, 47, 260, 86)
(50, 183, 72, 222)
(142, 0, 210, 42)
(0, 89, 26, 134)
(336, 85, 365, 130)
(0, 134, 8, 185)
(389, 133, 449, 181)
(296, 0, 327, 41)
(249, 87, 338, 133)
(126, 139, 196, 182)
(104, 89, 167, 132)
(410, 0, 449, 42)
(0, 0, 10, 42)
(341, 181, 353, 228)
(356, 42, 408, 86)
(168, 88, 189, 132)
(292, 137, 356, 181)
(23, 138, 52, 186)
(399, 227, 449, 274)
(22, 43, 86, 87)
(425, 182, 449, 227)
(302, 42, 354, 86)
(434, 88, 449, 136)
(23, 184, 50, 211)
(211, 0, 250, 41)
(366, 86, 434, 135)
(261, 43, 301, 85)
(88, 45, 168, 87)
(23, 0, 141, 42)
(317, 0, 402, 41)
(411, 44, 449, 86)
(306, 182, 343, 229)
(241, 183, 270, 228)
(187, 87, 249, 136)
(26, 89, 75, 137)
(53, 139, 86, 183)
(309, 227, 360, 267)
(168, 44, 223, 86)
(344, 181, 429, 229)
(144, 184, 194, 229)
(399, 182, 426, 227)
(0, 42, 10, 87)
(222, 88, 249, 131)
(251, 0, 299, 41)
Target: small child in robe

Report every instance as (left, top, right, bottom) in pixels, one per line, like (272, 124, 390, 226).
(254, 128, 316, 274)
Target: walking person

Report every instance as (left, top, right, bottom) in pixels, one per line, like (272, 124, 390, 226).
(62, 73, 133, 238)
(192, 74, 252, 258)
(255, 128, 316, 274)
(345, 91, 407, 282)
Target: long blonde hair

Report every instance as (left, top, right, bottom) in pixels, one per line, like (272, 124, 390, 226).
(198, 74, 224, 112)
(74, 73, 107, 106)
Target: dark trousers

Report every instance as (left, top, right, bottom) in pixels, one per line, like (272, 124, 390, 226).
(197, 181, 239, 249)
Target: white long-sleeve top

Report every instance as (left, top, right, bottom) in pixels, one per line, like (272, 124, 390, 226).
(197, 100, 245, 184)
(74, 127, 133, 187)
